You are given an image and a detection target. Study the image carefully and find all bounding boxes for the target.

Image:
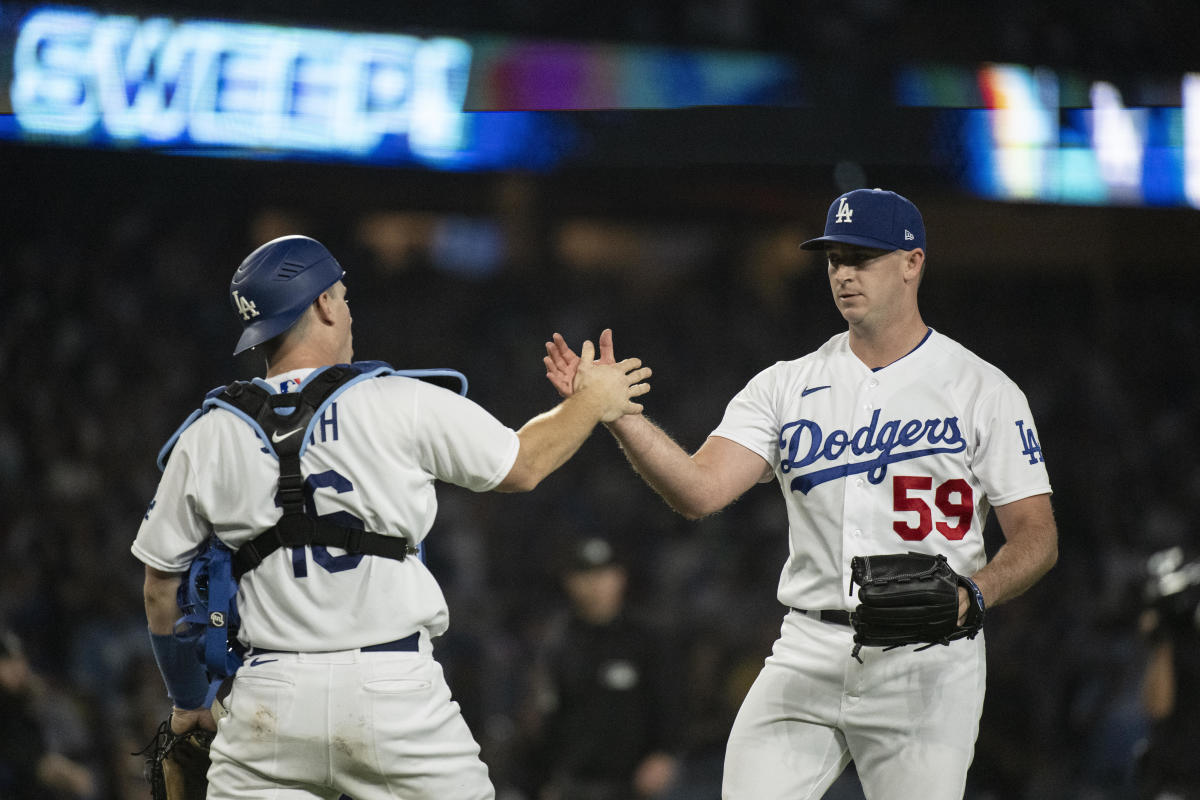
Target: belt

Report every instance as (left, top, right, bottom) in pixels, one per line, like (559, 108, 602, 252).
(792, 608, 852, 627)
(250, 632, 420, 656)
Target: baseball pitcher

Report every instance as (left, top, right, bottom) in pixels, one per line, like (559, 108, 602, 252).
(544, 189, 1058, 800)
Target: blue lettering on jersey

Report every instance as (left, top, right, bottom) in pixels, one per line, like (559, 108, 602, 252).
(315, 402, 339, 443)
(779, 409, 966, 494)
(1015, 420, 1044, 464)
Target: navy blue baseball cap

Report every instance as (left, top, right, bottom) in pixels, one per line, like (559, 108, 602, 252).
(230, 235, 345, 355)
(800, 188, 926, 252)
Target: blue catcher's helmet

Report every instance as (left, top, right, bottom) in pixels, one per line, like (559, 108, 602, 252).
(230, 235, 345, 355)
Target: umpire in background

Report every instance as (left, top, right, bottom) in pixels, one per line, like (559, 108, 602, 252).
(523, 536, 681, 800)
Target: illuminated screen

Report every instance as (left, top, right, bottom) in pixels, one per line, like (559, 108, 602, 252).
(1, 4, 1197, 209)
(2, 5, 537, 169)
(0, 3, 801, 171)
(900, 63, 1199, 209)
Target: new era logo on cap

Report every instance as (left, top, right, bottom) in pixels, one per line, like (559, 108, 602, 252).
(801, 188, 926, 252)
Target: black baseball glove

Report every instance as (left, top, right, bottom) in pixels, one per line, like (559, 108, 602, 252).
(136, 718, 214, 800)
(848, 552, 985, 662)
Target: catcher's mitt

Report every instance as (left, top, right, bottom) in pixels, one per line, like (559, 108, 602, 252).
(135, 718, 214, 800)
(848, 552, 985, 662)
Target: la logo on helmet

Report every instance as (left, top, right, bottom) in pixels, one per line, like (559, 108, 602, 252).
(233, 291, 260, 320)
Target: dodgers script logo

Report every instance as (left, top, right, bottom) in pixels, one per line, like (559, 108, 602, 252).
(779, 409, 965, 494)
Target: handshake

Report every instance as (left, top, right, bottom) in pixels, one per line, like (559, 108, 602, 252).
(543, 328, 650, 424)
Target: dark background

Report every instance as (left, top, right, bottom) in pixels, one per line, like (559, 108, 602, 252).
(2, 2, 1199, 798)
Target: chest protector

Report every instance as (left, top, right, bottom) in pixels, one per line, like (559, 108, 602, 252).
(160, 361, 467, 684)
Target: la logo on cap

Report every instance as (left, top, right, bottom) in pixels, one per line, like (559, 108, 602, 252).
(834, 197, 854, 224)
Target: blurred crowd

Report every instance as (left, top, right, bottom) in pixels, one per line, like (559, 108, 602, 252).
(2, 140, 1199, 800)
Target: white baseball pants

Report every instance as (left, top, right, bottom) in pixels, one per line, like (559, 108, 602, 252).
(722, 609, 986, 800)
(207, 647, 494, 799)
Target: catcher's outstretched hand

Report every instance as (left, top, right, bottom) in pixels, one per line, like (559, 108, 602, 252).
(544, 328, 617, 398)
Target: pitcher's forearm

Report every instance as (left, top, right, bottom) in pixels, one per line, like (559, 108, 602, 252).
(605, 415, 714, 519)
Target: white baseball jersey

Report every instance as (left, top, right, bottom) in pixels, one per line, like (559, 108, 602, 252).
(711, 328, 1051, 611)
(132, 367, 520, 651)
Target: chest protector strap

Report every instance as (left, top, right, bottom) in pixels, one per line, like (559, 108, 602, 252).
(212, 364, 423, 580)
(163, 363, 466, 680)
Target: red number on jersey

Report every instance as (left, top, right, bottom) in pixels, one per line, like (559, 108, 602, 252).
(892, 475, 975, 541)
(892, 475, 933, 540)
(934, 478, 973, 540)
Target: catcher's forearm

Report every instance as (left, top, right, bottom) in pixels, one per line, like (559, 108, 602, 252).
(144, 566, 210, 710)
(149, 632, 211, 710)
(145, 566, 185, 634)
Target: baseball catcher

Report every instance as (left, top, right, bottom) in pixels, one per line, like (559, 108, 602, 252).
(848, 552, 986, 661)
(132, 234, 652, 798)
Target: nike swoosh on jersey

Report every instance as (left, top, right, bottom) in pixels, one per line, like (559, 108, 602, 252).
(249, 657, 278, 666)
(801, 385, 831, 396)
(271, 427, 303, 443)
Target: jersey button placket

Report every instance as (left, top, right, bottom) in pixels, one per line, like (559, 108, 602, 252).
(842, 373, 879, 585)
(864, 378, 878, 411)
